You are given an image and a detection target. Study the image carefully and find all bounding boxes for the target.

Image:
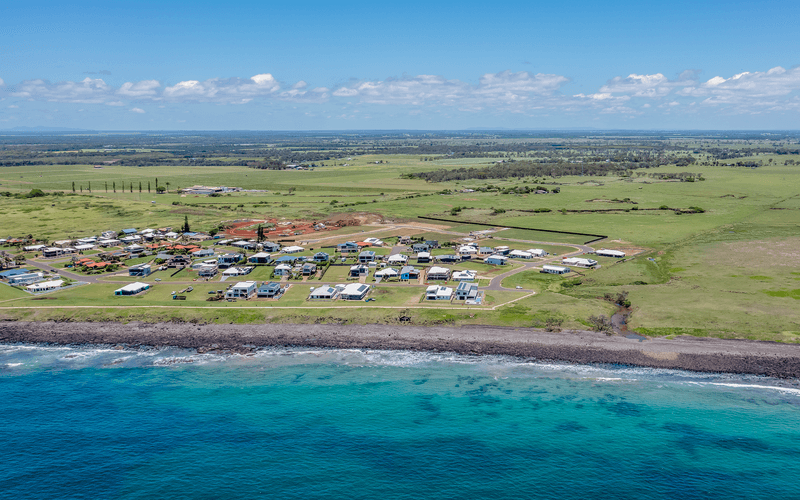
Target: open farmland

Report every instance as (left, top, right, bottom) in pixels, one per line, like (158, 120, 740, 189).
(1, 130, 799, 340)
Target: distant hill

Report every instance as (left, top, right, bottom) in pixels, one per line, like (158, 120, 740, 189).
(5, 126, 94, 132)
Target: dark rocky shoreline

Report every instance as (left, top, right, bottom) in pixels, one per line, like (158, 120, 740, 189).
(2, 321, 800, 379)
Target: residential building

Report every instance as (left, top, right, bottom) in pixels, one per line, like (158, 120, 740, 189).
(337, 241, 360, 254)
(387, 254, 408, 265)
(261, 241, 282, 253)
(217, 253, 244, 268)
(340, 283, 370, 300)
(129, 263, 152, 277)
(9, 272, 44, 285)
(283, 245, 305, 254)
(412, 243, 430, 253)
(455, 282, 479, 301)
(308, 285, 338, 300)
(484, 255, 508, 266)
(273, 264, 293, 276)
(400, 266, 420, 281)
(425, 240, 439, 249)
(542, 265, 571, 275)
(358, 250, 376, 263)
(312, 252, 330, 263)
(509, 250, 533, 259)
(562, 257, 598, 268)
(437, 254, 460, 264)
(494, 246, 510, 255)
(596, 249, 626, 258)
(222, 266, 253, 278)
(527, 249, 548, 257)
(248, 252, 271, 264)
(192, 248, 215, 258)
(416, 252, 432, 264)
(426, 285, 453, 301)
(168, 255, 192, 268)
(452, 270, 477, 281)
(349, 264, 369, 278)
(301, 263, 317, 276)
(427, 266, 451, 281)
(374, 268, 398, 279)
(257, 282, 283, 298)
(114, 282, 150, 296)
(27, 280, 64, 293)
(225, 281, 257, 299)
(197, 265, 218, 277)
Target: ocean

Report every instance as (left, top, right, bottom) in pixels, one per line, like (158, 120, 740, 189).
(2, 344, 799, 499)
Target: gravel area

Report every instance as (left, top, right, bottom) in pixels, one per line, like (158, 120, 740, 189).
(2, 321, 800, 378)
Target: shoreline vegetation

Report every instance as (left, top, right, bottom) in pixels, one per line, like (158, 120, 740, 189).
(2, 321, 800, 379)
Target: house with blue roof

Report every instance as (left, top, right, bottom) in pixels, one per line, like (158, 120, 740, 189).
(0, 268, 27, 279)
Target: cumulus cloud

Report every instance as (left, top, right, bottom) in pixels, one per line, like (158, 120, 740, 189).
(0, 77, 4, 87)
(162, 73, 281, 103)
(13, 77, 114, 103)
(677, 66, 800, 108)
(330, 71, 569, 109)
(117, 80, 160, 98)
(130, 107, 145, 114)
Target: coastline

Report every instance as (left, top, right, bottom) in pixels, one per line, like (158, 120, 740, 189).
(2, 321, 800, 378)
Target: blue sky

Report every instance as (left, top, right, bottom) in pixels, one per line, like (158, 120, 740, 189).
(1, 0, 799, 130)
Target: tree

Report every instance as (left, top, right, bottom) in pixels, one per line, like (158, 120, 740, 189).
(88, 181, 91, 193)
(129, 182, 133, 193)
(148, 181, 151, 193)
(105, 181, 108, 192)
(182, 215, 190, 233)
(256, 224, 265, 242)
(156, 186, 166, 193)
(139, 181, 142, 192)
(155, 177, 159, 189)
(166, 182, 171, 193)
(113, 182, 116, 192)
(72, 181, 75, 192)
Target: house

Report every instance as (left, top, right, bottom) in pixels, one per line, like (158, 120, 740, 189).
(98, 239, 120, 247)
(217, 253, 244, 268)
(455, 282, 479, 301)
(458, 246, 477, 259)
(416, 252, 432, 264)
(168, 255, 192, 268)
(494, 246, 510, 255)
(222, 266, 253, 277)
(313, 252, 330, 263)
(273, 255, 301, 265)
(337, 241, 360, 254)
(399, 236, 412, 245)
(309, 285, 338, 300)
(0, 268, 28, 279)
(197, 264, 218, 277)
(350, 264, 369, 278)
(358, 250, 376, 263)
(478, 246, 494, 255)
(273, 264, 293, 276)
(42, 247, 66, 258)
(301, 263, 318, 276)
(23, 245, 46, 252)
(452, 270, 477, 281)
(400, 266, 420, 281)
(192, 248, 215, 258)
(542, 265, 571, 275)
(231, 240, 258, 250)
(509, 250, 533, 259)
(363, 237, 384, 246)
(283, 245, 305, 254)
(74, 244, 95, 252)
(129, 263, 152, 277)
(527, 249, 548, 257)
(120, 235, 142, 243)
(484, 254, 508, 266)
(121, 228, 138, 235)
(101, 230, 117, 239)
(426, 285, 453, 301)
(257, 282, 283, 298)
(412, 243, 430, 253)
(374, 267, 398, 279)
(387, 254, 408, 265)
(9, 272, 44, 285)
(248, 252, 271, 264)
(437, 254, 460, 264)
(261, 241, 282, 253)
(126, 244, 146, 255)
(225, 281, 257, 300)
(562, 257, 598, 268)
(187, 233, 211, 242)
(27, 279, 64, 293)
(425, 240, 439, 249)
(596, 249, 626, 258)
(427, 266, 451, 281)
(114, 282, 150, 296)
(340, 283, 370, 300)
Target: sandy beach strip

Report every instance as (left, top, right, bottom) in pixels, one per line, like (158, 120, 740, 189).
(2, 321, 800, 378)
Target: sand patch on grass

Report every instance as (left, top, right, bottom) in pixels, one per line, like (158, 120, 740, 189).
(714, 237, 800, 267)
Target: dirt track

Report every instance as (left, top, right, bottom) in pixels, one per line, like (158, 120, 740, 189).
(3, 321, 800, 379)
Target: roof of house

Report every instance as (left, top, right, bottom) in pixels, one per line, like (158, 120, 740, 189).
(428, 266, 450, 275)
(115, 282, 149, 293)
(341, 283, 369, 295)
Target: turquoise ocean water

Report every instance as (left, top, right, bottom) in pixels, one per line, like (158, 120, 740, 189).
(2, 343, 800, 499)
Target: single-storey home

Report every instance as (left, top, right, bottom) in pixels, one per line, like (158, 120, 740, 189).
(98, 239, 120, 247)
(363, 237, 384, 246)
(458, 246, 478, 258)
(308, 285, 338, 300)
(313, 252, 330, 263)
(340, 283, 370, 300)
(248, 252, 271, 264)
(283, 245, 305, 254)
(493, 246, 510, 255)
(23, 245, 46, 252)
(192, 248, 215, 258)
(257, 282, 283, 298)
(412, 243, 430, 253)
(120, 235, 142, 243)
(273, 255, 301, 264)
(562, 257, 598, 268)
(231, 240, 258, 250)
(527, 249, 548, 257)
(350, 264, 369, 278)
(225, 281, 257, 300)
(542, 265, 571, 275)
(114, 282, 150, 296)
(27, 279, 64, 293)
(427, 266, 451, 281)
(273, 264, 293, 276)
(387, 254, 408, 265)
(121, 228, 138, 235)
(452, 270, 477, 281)
(126, 244, 146, 255)
(509, 250, 533, 260)
(425, 240, 439, 249)
(222, 266, 253, 277)
(51, 239, 72, 247)
(478, 246, 494, 255)
(416, 252, 432, 264)
(9, 272, 44, 285)
(129, 263, 152, 277)
(400, 266, 420, 281)
(374, 267, 398, 279)
(455, 282, 479, 301)
(0, 268, 28, 279)
(437, 254, 460, 264)
(302, 263, 318, 276)
(217, 253, 244, 268)
(358, 250, 376, 263)
(74, 244, 95, 252)
(596, 249, 626, 258)
(168, 255, 192, 268)
(484, 255, 508, 266)
(426, 285, 453, 301)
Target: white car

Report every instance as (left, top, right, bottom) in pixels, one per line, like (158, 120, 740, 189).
(155, 278, 162, 281)
(515, 286, 523, 289)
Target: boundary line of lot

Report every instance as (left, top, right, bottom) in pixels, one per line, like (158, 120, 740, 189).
(416, 216, 607, 245)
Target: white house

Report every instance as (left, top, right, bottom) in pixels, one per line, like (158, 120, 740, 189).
(387, 254, 408, 265)
(427, 266, 451, 281)
(455, 282, 479, 300)
(26, 280, 64, 293)
(247, 252, 271, 264)
(458, 245, 478, 257)
(223, 266, 253, 277)
(452, 270, 477, 281)
(417, 251, 432, 263)
(426, 285, 453, 301)
(374, 268, 398, 279)
(192, 248, 215, 258)
(542, 265, 571, 275)
(98, 239, 120, 247)
(340, 283, 370, 300)
(309, 285, 339, 300)
(562, 257, 598, 268)
(596, 249, 626, 258)
(9, 272, 44, 285)
(273, 264, 293, 276)
(484, 255, 508, 265)
(225, 281, 257, 299)
(527, 249, 548, 257)
(283, 245, 305, 254)
(363, 237, 384, 246)
(114, 282, 150, 296)
(23, 245, 46, 252)
(74, 244, 96, 252)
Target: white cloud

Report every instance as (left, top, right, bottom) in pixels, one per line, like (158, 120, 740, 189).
(13, 77, 113, 103)
(0, 78, 4, 87)
(678, 66, 800, 107)
(162, 73, 281, 102)
(130, 107, 145, 114)
(8, 104, 18, 108)
(117, 80, 160, 98)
